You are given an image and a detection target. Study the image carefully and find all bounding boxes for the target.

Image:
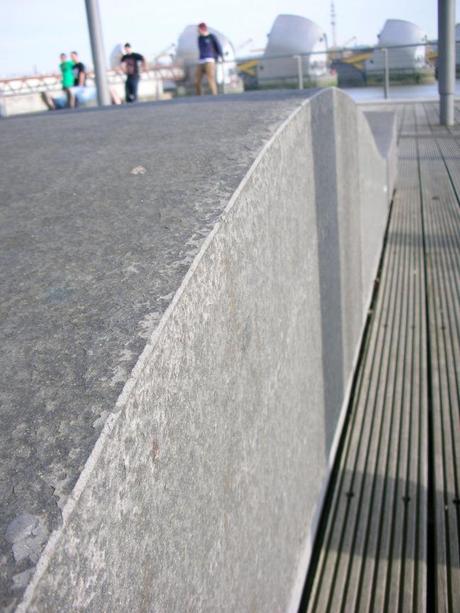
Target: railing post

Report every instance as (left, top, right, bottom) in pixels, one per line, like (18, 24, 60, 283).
(383, 48, 390, 99)
(294, 55, 304, 89)
(218, 59, 224, 95)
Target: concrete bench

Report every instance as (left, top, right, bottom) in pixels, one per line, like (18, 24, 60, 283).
(0, 89, 397, 611)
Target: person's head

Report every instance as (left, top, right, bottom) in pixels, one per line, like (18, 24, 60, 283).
(60, 53, 67, 62)
(124, 43, 132, 54)
(198, 22, 208, 36)
(70, 51, 78, 62)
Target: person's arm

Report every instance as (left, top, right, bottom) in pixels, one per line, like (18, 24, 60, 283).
(211, 34, 223, 59)
(78, 64, 86, 86)
(119, 56, 127, 75)
(139, 54, 148, 72)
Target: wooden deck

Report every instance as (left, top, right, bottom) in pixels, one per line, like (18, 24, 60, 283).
(301, 102, 460, 612)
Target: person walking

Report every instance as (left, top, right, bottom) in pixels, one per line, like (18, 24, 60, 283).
(120, 43, 147, 103)
(195, 23, 223, 96)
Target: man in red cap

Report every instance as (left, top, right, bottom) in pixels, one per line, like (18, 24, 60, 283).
(195, 22, 223, 95)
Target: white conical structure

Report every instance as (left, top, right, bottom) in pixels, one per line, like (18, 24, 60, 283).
(366, 19, 428, 73)
(258, 14, 328, 83)
(109, 43, 125, 70)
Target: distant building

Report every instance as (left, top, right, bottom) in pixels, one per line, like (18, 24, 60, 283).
(175, 25, 243, 94)
(366, 19, 428, 77)
(257, 14, 330, 86)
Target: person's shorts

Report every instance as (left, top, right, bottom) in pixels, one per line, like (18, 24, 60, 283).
(53, 95, 67, 109)
(71, 86, 97, 106)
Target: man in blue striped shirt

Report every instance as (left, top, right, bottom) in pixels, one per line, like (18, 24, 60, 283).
(195, 22, 223, 96)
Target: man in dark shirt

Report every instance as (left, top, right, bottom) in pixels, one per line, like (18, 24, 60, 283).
(195, 23, 223, 95)
(120, 43, 147, 103)
(70, 51, 86, 86)
(69, 50, 98, 107)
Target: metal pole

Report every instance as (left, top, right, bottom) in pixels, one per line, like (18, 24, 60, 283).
(295, 55, 304, 89)
(383, 48, 389, 99)
(85, 0, 111, 106)
(218, 59, 224, 95)
(438, 0, 455, 125)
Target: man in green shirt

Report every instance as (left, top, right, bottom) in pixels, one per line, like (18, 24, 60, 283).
(59, 53, 75, 107)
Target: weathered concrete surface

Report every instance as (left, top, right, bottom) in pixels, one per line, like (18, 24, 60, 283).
(359, 111, 398, 314)
(0, 90, 316, 610)
(310, 91, 396, 455)
(0, 90, 397, 611)
(364, 110, 398, 200)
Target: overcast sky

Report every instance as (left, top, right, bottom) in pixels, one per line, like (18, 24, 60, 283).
(0, 0, 449, 77)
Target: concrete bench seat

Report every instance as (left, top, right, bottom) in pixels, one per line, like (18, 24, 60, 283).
(0, 89, 397, 611)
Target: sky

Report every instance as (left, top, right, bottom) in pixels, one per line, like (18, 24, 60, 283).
(0, 0, 450, 77)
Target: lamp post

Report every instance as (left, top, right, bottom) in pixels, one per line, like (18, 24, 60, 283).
(85, 0, 111, 106)
(382, 48, 389, 99)
(438, 0, 455, 125)
(294, 55, 304, 89)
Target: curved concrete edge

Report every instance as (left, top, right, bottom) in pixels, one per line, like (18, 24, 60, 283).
(287, 89, 398, 612)
(17, 89, 397, 612)
(364, 109, 398, 199)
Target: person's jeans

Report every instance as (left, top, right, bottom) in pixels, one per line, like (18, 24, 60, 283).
(72, 86, 97, 106)
(195, 61, 217, 95)
(125, 75, 140, 102)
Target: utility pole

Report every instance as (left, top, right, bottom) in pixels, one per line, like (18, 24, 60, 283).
(85, 0, 111, 106)
(438, 0, 455, 125)
(330, 1, 337, 49)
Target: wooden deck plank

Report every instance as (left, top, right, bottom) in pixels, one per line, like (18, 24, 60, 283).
(305, 144, 405, 612)
(367, 151, 414, 613)
(418, 136, 460, 612)
(401, 174, 429, 612)
(370, 137, 428, 613)
(307, 243, 400, 612)
(337, 165, 412, 612)
(436, 137, 460, 202)
(386, 142, 426, 613)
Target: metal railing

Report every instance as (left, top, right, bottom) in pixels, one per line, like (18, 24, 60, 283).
(169, 42, 440, 101)
(232, 42, 439, 99)
(0, 41, 448, 110)
(0, 65, 184, 97)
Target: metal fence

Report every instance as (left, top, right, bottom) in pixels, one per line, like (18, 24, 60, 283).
(154, 42, 439, 100)
(0, 66, 184, 98)
(225, 42, 439, 100)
